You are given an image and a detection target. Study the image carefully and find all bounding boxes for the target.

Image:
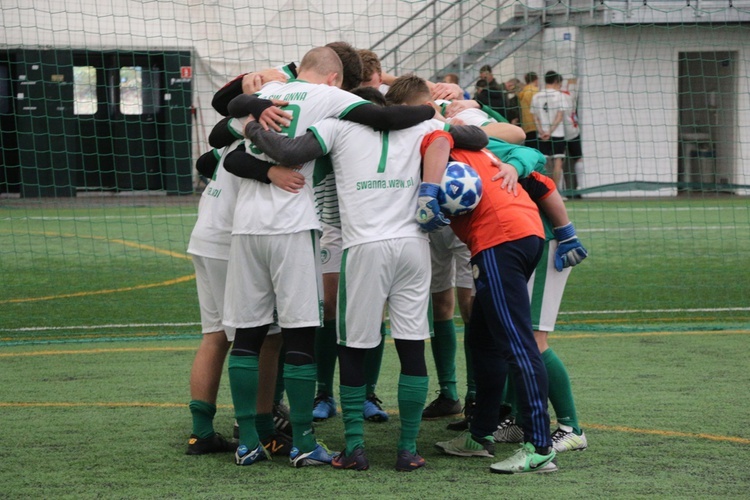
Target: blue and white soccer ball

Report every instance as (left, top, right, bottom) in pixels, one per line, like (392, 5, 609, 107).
(437, 161, 483, 216)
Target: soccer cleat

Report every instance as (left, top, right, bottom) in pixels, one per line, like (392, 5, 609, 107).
(422, 392, 462, 420)
(493, 416, 524, 443)
(289, 442, 339, 467)
(235, 443, 271, 466)
(489, 442, 557, 474)
(363, 394, 389, 422)
(331, 447, 370, 471)
(551, 427, 588, 453)
(395, 450, 426, 472)
(446, 397, 476, 431)
(435, 431, 495, 458)
(312, 394, 337, 421)
(186, 433, 237, 455)
(261, 432, 293, 456)
(274, 402, 293, 436)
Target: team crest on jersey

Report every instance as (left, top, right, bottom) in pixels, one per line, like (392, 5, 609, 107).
(320, 248, 331, 264)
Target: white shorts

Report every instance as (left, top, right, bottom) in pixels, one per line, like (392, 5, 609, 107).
(192, 254, 237, 341)
(192, 254, 279, 341)
(338, 238, 431, 348)
(429, 226, 473, 293)
(224, 231, 323, 329)
(320, 222, 343, 275)
(528, 239, 572, 332)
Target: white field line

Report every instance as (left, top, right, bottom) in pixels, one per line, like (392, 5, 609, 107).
(578, 226, 746, 233)
(0, 322, 200, 333)
(4, 307, 749, 334)
(0, 213, 197, 222)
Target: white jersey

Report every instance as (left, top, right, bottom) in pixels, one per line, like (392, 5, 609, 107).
(232, 79, 367, 235)
(531, 88, 567, 138)
(561, 91, 579, 141)
(436, 100, 496, 128)
(187, 133, 245, 260)
(309, 117, 449, 249)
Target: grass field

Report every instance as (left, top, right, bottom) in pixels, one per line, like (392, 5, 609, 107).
(1, 196, 749, 497)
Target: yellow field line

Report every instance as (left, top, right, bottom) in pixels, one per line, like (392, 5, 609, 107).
(0, 274, 196, 304)
(581, 422, 750, 445)
(0, 230, 192, 303)
(0, 401, 746, 445)
(18, 230, 192, 261)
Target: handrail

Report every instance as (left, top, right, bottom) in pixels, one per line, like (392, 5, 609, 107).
(369, 0, 443, 51)
(371, 0, 519, 77)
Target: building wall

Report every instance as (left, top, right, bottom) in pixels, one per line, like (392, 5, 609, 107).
(578, 25, 749, 196)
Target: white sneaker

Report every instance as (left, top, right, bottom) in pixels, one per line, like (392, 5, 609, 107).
(551, 427, 588, 453)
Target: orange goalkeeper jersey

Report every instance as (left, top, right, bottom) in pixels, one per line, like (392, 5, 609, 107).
(421, 131, 544, 257)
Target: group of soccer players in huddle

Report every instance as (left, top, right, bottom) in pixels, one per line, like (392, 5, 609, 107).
(184, 41, 588, 474)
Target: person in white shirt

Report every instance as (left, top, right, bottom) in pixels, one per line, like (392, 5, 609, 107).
(531, 71, 567, 190)
(239, 76, 488, 471)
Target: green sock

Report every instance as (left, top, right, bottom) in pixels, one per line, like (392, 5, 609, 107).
(542, 348, 581, 433)
(462, 323, 476, 400)
(431, 320, 458, 400)
(502, 373, 522, 424)
(315, 320, 337, 397)
(364, 324, 385, 396)
(188, 400, 216, 439)
(228, 355, 259, 448)
(340, 384, 367, 455)
(284, 363, 318, 452)
(397, 373, 429, 454)
(255, 413, 275, 441)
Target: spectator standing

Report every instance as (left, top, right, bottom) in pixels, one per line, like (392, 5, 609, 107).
(504, 78, 523, 125)
(531, 71, 567, 191)
(476, 64, 507, 118)
(518, 72, 540, 149)
(443, 73, 471, 100)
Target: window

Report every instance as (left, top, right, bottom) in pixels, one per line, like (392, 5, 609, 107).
(120, 66, 143, 115)
(73, 66, 97, 115)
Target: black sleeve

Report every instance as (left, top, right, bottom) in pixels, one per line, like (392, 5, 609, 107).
(212, 74, 247, 116)
(208, 117, 241, 149)
(518, 172, 554, 203)
(243, 122, 324, 165)
(342, 103, 435, 131)
(195, 150, 220, 179)
(449, 125, 488, 151)
(227, 94, 274, 120)
(212, 63, 298, 116)
(222, 143, 273, 183)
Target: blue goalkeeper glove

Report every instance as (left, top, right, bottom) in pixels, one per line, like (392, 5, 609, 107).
(553, 222, 588, 271)
(415, 182, 450, 232)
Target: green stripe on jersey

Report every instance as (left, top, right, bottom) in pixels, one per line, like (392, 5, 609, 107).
(337, 248, 349, 345)
(310, 230, 324, 325)
(338, 100, 369, 119)
(529, 242, 550, 330)
(309, 127, 329, 155)
(376, 131, 390, 173)
(280, 64, 296, 79)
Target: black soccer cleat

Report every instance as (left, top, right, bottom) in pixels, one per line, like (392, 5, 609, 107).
(186, 433, 237, 455)
(422, 392, 462, 420)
